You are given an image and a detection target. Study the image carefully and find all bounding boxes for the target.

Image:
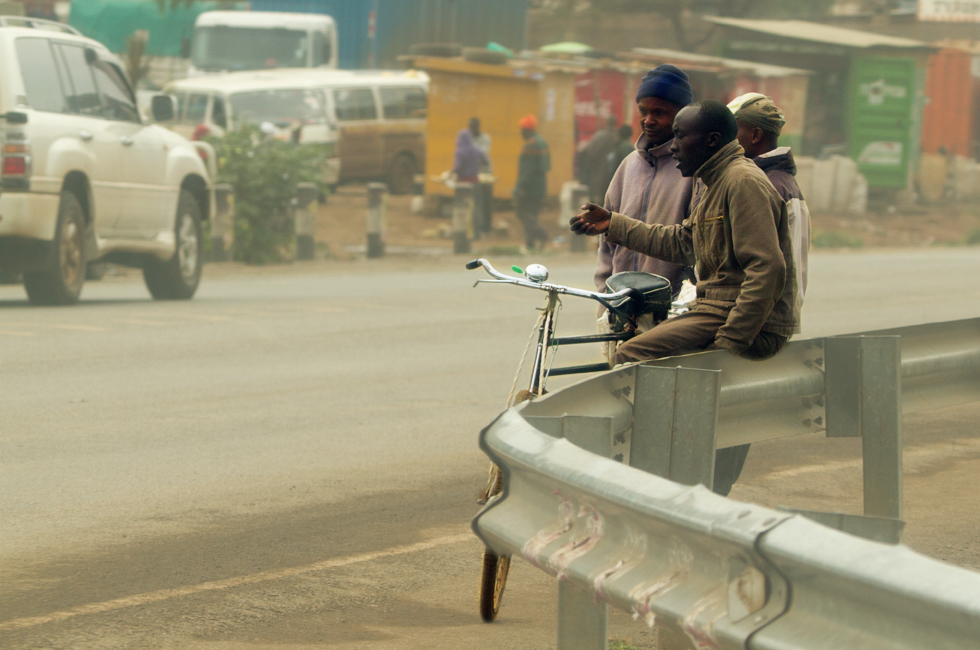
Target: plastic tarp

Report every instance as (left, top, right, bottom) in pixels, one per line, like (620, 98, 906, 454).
(68, 0, 241, 57)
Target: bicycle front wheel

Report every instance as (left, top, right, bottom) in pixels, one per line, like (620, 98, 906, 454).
(479, 548, 511, 622)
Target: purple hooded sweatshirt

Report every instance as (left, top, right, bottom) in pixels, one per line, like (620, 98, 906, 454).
(453, 129, 487, 182)
(595, 133, 697, 295)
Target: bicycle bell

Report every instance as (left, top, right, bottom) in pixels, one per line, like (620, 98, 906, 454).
(525, 264, 549, 283)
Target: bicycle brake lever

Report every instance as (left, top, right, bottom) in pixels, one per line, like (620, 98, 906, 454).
(465, 259, 481, 270)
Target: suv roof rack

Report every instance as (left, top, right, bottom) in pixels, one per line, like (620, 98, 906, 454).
(0, 16, 81, 36)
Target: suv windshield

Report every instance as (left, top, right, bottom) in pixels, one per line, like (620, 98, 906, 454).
(192, 26, 308, 72)
(230, 89, 326, 128)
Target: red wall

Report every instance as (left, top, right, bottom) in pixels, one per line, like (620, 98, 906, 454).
(922, 49, 975, 158)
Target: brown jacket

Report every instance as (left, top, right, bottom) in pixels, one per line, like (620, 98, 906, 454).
(605, 140, 801, 355)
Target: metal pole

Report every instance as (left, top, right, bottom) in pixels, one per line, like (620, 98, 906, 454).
(556, 415, 612, 650)
(630, 364, 721, 488)
(366, 182, 387, 259)
(825, 336, 904, 520)
(210, 184, 233, 262)
(452, 182, 474, 254)
(293, 182, 318, 261)
(570, 183, 590, 253)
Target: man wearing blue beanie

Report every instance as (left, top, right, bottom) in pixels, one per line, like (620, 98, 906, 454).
(594, 65, 696, 308)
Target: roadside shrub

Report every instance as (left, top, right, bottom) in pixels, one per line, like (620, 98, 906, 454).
(965, 228, 980, 246)
(210, 125, 324, 264)
(812, 230, 864, 249)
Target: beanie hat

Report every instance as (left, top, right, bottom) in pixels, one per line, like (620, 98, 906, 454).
(518, 114, 538, 130)
(727, 93, 785, 135)
(635, 65, 693, 107)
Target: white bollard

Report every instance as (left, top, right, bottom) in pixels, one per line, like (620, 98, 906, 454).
(367, 182, 387, 258)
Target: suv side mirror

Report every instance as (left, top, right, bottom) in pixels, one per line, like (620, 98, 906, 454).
(151, 94, 177, 122)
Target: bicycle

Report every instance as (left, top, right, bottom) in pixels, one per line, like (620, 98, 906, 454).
(467, 257, 673, 622)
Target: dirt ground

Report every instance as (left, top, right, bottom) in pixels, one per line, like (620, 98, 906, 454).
(317, 184, 980, 256)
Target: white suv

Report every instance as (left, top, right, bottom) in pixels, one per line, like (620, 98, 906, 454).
(0, 18, 213, 305)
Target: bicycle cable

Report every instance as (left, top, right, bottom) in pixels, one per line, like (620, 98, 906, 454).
(506, 307, 547, 408)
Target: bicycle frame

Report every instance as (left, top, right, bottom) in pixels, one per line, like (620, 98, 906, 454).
(467, 258, 638, 396)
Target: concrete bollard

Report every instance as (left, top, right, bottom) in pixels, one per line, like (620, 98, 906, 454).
(452, 182, 474, 254)
(570, 183, 590, 253)
(366, 182, 387, 258)
(210, 184, 233, 262)
(294, 182, 318, 260)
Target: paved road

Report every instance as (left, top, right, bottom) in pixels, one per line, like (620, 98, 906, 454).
(2, 248, 980, 649)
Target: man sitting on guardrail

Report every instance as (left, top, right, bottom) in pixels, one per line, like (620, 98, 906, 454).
(570, 99, 802, 495)
(570, 99, 800, 363)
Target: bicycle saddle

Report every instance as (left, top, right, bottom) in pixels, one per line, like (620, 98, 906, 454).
(604, 272, 672, 320)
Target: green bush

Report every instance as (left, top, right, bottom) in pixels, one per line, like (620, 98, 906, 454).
(965, 229, 980, 246)
(210, 125, 324, 264)
(812, 230, 864, 249)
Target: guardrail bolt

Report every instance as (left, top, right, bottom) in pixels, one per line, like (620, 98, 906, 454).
(452, 182, 474, 254)
(210, 184, 233, 262)
(366, 182, 387, 259)
(294, 182, 318, 261)
(569, 182, 590, 253)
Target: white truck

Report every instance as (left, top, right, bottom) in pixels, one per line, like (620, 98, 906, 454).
(188, 11, 338, 76)
(0, 17, 213, 305)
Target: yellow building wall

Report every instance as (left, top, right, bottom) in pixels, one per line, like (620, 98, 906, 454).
(420, 58, 576, 199)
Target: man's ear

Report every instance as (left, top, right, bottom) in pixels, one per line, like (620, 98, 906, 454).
(752, 127, 765, 146)
(706, 131, 722, 149)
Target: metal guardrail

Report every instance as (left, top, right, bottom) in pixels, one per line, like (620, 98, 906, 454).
(473, 318, 980, 649)
(474, 410, 980, 650)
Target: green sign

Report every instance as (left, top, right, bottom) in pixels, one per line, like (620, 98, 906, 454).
(848, 56, 916, 189)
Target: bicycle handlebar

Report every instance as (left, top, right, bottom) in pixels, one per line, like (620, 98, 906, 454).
(465, 258, 634, 304)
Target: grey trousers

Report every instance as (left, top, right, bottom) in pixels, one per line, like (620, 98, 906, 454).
(615, 309, 787, 496)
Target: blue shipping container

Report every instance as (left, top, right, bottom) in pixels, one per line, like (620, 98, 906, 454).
(248, 0, 529, 69)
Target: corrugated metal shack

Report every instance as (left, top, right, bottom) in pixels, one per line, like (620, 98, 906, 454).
(704, 17, 934, 190)
(411, 55, 578, 200)
(249, 0, 529, 70)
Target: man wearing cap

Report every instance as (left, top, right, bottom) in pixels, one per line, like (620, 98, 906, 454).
(513, 114, 551, 251)
(595, 64, 697, 300)
(728, 93, 810, 309)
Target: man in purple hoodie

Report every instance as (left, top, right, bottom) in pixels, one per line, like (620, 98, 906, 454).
(595, 65, 696, 298)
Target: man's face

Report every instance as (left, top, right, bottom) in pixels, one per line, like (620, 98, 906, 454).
(735, 119, 764, 158)
(520, 127, 534, 140)
(469, 119, 481, 136)
(669, 106, 714, 177)
(637, 96, 680, 146)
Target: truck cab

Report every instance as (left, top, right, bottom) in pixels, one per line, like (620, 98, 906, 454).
(188, 11, 338, 75)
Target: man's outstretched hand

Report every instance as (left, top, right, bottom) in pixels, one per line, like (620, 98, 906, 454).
(569, 202, 612, 236)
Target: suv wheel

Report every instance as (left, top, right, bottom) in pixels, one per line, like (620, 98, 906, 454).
(143, 189, 203, 300)
(24, 191, 87, 305)
(387, 153, 417, 196)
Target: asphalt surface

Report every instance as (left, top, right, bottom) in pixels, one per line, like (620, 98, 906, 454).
(2, 248, 980, 649)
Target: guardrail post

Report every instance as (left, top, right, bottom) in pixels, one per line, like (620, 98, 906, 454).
(210, 184, 233, 262)
(825, 335, 903, 519)
(294, 182, 318, 260)
(569, 183, 589, 253)
(366, 182, 387, 259)
(629, 365, 721, 488)
(452, 182, 474, 254)
(555, 415, 612, 650)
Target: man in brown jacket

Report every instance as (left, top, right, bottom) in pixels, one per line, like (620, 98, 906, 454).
(571, 100, 802, 496)
(571, 99, 800, 364)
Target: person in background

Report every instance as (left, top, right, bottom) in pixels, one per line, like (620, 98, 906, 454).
(514, 114, 551, 251)
(580, 114, 619, 202)
(595, 64, 696, 299)
(469, 117, 494, 239)
(452, 127, 487, 184)
(728, 93, 810, 310)
(607, 123, 635, 179)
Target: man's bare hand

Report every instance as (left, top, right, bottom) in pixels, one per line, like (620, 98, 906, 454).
(569, 202, 612, 236)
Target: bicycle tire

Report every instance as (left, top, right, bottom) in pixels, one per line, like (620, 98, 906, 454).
(479, 548, 511, 622)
